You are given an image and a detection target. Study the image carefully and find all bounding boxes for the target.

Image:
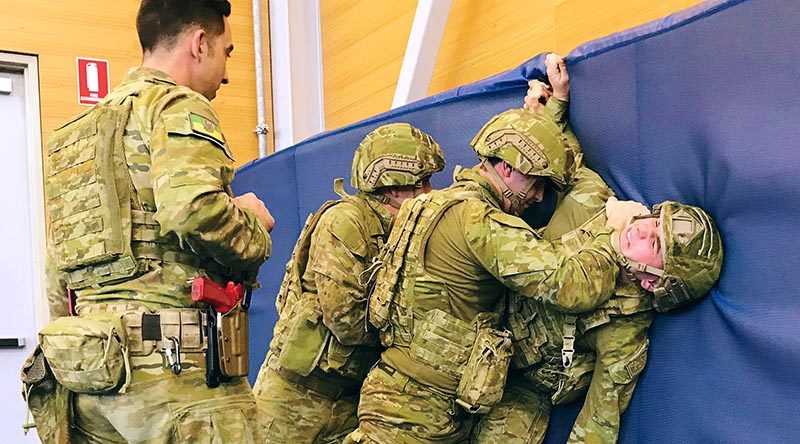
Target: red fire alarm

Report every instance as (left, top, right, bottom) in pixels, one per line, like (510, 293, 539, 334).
(76, 57, 110, 106)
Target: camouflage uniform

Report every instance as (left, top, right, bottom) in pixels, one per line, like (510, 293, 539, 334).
(346, 110, 621, 444)
(472, 168, 724, 443)
(28, 67, 271, 443)
(253, 124, 445, 443)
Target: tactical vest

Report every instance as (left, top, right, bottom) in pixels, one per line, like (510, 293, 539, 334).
(46, 80, 229, 290)
(369, 183, 511, 394)
(270, 191, 385, 380)
(508, 209, 652, 402)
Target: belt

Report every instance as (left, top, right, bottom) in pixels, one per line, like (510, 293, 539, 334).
(273, 366, 361, 400)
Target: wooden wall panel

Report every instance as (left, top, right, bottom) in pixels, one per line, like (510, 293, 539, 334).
(554, 0, 702, 53)
(320, 0, 417, 131)
(430, 0, 555, 96)
(320, 0, 703, 131)
(0, 0, 272, 165)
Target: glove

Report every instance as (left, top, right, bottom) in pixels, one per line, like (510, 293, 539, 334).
(605, 197, 649, 231)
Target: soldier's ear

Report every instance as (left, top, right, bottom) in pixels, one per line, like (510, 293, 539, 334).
(189, 28, 207, 61)
(499, 161, 514, 178)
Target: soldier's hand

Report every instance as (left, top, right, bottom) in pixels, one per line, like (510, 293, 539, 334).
(605, 197, 649, 231)
(545, 53, 569, 101)
(523, 80, 552, 112)
(234, 193, 275, 233)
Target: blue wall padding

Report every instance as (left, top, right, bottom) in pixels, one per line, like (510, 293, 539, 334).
(233, 0, 800, 441)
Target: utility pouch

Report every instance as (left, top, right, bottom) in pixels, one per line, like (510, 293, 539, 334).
(218, 305, 249, 378)
(21, 346, 71, 444)
(550, 352, 596, 405)
(277, 299, 330, 377)
(455, 327, 513, 414)
(38, 313, 131, 394)
(322, 340, 382, 380)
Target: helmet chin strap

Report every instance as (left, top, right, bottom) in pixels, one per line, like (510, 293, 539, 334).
(481, 160, 538, 216)
(375, 182, 426, 210)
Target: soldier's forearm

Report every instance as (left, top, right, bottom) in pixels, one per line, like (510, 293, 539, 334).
(166, 190, 271, 270)
(318, 284, 374, 345)
(538, 241, 618, 313)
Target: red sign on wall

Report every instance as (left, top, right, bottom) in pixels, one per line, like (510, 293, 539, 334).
(76, 57, 110, 106)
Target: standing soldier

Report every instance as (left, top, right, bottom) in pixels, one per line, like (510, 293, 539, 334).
(253, 123, 445, 443)
(345, 102, 624, 443)
(22, 1, 274, 442)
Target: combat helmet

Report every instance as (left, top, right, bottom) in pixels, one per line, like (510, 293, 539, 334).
(351, 123, 445, 207)
(471, 109, 574, 214)
(622, 201, 724, 313)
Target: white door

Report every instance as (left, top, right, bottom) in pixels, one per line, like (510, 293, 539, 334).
(0, 55, 45, 442)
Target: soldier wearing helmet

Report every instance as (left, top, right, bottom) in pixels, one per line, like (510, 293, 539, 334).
(252, 123, 444, 443)
(472, 74, 724, 443)
(344, 56, 623, 444)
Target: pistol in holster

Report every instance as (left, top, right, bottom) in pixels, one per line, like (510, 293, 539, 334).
(191, 277, 251, 388)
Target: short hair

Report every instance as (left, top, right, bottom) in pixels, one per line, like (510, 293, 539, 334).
(136, 0, 232, 53)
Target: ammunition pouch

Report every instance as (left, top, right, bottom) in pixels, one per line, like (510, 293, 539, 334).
(21, 346, 71, 443)
(507, 295, 548, 370)
(276, 297, 329, 377)
(38, 313, 131, 395)
(455, 326, 513, 414)
(401, 309, 512, 413)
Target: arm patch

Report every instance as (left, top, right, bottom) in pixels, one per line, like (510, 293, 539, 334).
(328, 216, 368, 258)
(164, 109, 234, 161)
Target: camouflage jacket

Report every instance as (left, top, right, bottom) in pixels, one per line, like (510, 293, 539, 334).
(306, 193, 392, 346)
(45, 67, 271, 317)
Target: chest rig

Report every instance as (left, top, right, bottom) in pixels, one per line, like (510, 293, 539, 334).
(270, 185, 385, 380)
(46, 80, 232, 290)
(368, 184, 484, 348)
(368, 183, 514, 411)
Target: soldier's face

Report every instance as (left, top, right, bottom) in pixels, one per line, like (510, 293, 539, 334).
(198, 18, 233, 100)
(505, 170, 546, 212)
(619, 217, 664, 284)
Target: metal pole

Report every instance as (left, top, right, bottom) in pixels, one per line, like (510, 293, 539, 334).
(252, 0, 269, 158)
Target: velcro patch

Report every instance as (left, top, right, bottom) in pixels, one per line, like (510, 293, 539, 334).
(189, 113, 226, 149)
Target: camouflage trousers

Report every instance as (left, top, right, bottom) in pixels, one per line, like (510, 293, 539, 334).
(470, 382, 551, 444)
(70, 351, 264, 443)
(345, 361, 473, 444)
(472, 312, 652, 444)
(252, 361, 359, 443)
